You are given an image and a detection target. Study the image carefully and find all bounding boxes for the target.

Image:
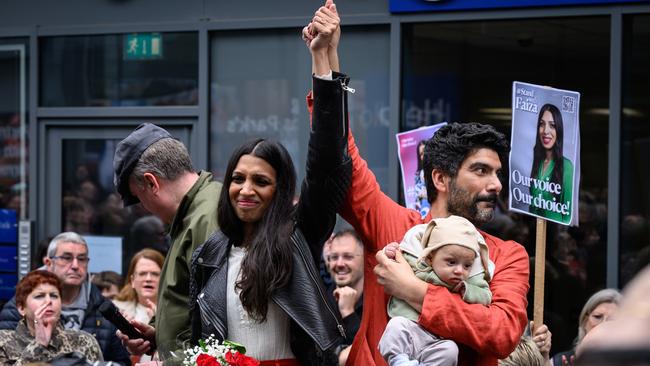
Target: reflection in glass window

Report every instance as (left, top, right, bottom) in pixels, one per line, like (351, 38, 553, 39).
(210, 27, 389, 188)
(62, 140, 120, 235)
(40, 33, 198, 107)
(0, 39, 29, 220)
(61, 139, 169, 275)
(620, 14, 650, 287)
(402, 17, 609, 355)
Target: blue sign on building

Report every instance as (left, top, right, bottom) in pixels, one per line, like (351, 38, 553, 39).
(0, 209, 18, 300)
(390, 0, 649, 13)
(0, 246, 17, 272)
(0, 274, 18, 301)
(0, 209, 17, 244)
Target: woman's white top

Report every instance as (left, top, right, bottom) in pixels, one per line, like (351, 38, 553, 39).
(226, 246, 295, 361)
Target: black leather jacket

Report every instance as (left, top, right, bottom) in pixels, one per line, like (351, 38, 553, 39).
(189, 73, 352, 365)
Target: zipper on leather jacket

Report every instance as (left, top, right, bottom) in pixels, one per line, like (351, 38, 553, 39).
(339, 73, 355, 94)
(197, 293, 226, 341)
(339, 77, 353, 142)
(341, 84, 355, 93)
(292, 234, 347, 339)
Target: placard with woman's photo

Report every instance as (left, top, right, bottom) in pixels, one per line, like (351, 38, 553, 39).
(508, 81, 581, 226)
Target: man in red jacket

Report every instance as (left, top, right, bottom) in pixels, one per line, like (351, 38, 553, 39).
(303, 4, 529, 364)
(360, 123, 530, 366)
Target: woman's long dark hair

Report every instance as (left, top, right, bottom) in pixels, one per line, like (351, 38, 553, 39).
(530, 103, 565, 194)
(217, 138, 296, 322)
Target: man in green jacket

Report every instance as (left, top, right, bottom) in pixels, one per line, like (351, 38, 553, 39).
(113, 123, 221, 365)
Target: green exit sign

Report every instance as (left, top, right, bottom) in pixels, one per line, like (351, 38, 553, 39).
(123, 33, 163, 60)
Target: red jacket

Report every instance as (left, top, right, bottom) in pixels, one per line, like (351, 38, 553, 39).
(307, 93, 529, 365)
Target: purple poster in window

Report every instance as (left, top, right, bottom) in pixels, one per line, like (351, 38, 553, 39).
(396, 123, 447, 218)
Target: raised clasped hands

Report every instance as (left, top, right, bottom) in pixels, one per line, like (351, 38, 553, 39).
(302, 0, 340, 53)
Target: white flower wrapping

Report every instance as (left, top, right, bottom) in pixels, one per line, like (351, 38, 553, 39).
(183, 334, 251, 365)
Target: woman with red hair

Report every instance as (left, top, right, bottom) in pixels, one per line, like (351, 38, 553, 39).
(0, 270, 103, 364)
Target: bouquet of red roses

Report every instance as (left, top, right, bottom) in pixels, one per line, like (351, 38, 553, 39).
(183, 335, 259, 366)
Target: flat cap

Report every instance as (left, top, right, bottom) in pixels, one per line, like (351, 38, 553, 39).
(113, 123, 172, 206)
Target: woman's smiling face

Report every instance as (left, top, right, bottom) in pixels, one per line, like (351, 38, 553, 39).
(229, 154, 277, 228)
(538, 110, 557, 150)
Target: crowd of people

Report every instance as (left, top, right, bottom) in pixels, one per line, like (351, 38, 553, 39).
(1, 1, 649, 365)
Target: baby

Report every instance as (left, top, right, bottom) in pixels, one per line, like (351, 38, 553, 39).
(379, 215, 494, 366)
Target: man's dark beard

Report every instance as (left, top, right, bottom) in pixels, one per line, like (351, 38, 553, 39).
(447, 180, 497, 225)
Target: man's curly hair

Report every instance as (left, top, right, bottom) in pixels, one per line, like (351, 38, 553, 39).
(422, 122, 509, 203)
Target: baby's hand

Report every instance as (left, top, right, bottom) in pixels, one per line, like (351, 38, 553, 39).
(383, 242, 399, 260)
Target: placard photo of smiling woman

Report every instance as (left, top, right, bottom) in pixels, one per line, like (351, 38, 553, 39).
(509, 81, 581, 226)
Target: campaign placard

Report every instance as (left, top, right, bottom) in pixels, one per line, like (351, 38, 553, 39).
(396, 123, 447, 217)
(509, 81, 580, 226)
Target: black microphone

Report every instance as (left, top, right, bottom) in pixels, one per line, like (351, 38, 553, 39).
(98, 300, 147, 341)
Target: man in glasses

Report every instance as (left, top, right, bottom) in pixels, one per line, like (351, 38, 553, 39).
(0, 231, 130, 365)
(326, 229, 365, 366)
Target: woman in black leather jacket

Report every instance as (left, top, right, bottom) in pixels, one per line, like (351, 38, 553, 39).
(189, 5, 350, 366)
